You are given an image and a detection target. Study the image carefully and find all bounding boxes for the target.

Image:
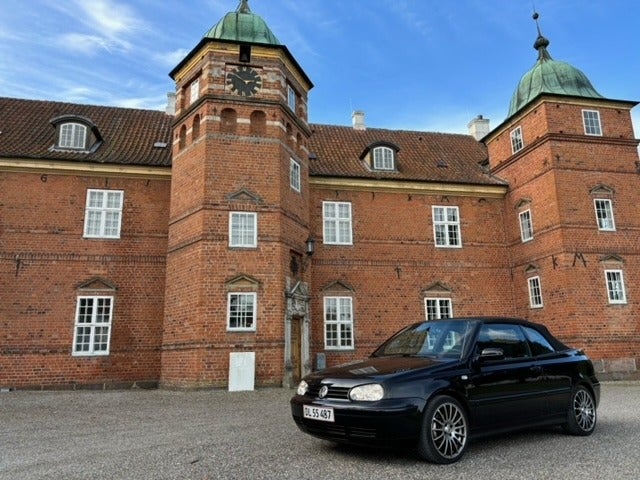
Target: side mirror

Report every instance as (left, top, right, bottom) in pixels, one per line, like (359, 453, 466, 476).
(479, 347, 504, 362)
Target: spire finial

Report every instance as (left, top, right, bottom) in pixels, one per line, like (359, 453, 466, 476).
(238, 0, 251, 14)
(532, 11, 551, 59)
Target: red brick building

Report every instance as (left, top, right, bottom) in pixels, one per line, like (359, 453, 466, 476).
(1, 2, 638, 389)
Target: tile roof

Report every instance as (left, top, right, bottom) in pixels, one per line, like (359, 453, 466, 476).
(307, 124, 503, 186)
(0, 97, 172, 167)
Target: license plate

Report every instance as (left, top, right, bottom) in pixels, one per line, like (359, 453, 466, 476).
(303, 405, 334, 422)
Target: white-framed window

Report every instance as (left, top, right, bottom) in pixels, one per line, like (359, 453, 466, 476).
(373, 146, 394, 170)
(229, 212, 257, 248)
(190, 78, 200, 104)
(72, 296, 113, 356)
(83, 189, 124, 239)
(59, 122, 87, 149)
(510, 126, 524, 153)
(519, 209, 534, 242)
(323, 201, 352, 245)
(227, 292, 256, 331)
(594, 199, 615, 231)
(583, 110, 602, 136)
(290, 158, 301, 192)
(605, 270, 626, 304)
(432, 206, 461, 248)
(425, 298, 452, 320)
(528, 276, 543, 308)
(287, 84, 296, 111)
(324, 296, 353, 349)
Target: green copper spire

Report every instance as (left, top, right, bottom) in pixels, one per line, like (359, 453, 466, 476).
(203, 0, 280, 45)
(508, 12, 603, 117)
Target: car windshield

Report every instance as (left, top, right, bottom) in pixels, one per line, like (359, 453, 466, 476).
(372, 320, 475, 360)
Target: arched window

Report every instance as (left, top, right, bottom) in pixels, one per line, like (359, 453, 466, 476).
(221, 108, 237, 134)
(179, 125, 187, 150)
(59, 122, 88, 149)
(372, 146, 394, 170)
(250, 110, 266, 136)
(192, 114, 201, 140)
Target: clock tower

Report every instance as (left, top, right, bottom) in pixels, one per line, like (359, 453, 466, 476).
(161, 0, 314, 388)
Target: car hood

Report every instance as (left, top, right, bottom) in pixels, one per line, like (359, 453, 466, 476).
(308, 356, 446, 381)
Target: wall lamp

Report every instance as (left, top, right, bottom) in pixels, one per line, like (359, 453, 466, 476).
(305, 237, 316, 256)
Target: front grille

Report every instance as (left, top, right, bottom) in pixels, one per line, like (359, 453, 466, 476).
(302, 421, 377, 441)
(307, 384, 350, 400)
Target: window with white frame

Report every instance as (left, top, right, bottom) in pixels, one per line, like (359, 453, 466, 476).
(227, 292, 256, 330)
(583, 110, 602, 136)
(190, 78, 200, 104)
(287, 84, 296, 111)
(605, 270, 626, 304)
(425, 298, 452, 320)
(510, 126, 524, 153)
(290, 158, 301, 192)
(84, 189, 124, 239)
(373, 146, 394, 170)
(323, 201, 352, 245)
(432, 206, 461, 247)
(59, 122, 87, 149)
(528, 276, 543, 308)
(324, 296, 353, 349)
(519, 209, 534, 242)
(72, 296, 113, 355)
(229, 212, 257, 247)
(594, 199, 615, 231)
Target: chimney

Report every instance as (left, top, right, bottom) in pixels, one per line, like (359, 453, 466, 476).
(166, 92, 177, 116)
(352, 110, 366, 130)
(467, 115, 490, 141)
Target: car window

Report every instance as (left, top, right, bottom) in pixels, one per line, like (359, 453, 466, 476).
(522, 326, 556, 356)
(476, 324, 531, 359)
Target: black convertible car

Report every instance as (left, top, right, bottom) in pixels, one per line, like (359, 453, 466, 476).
(290, 317, 599, 464)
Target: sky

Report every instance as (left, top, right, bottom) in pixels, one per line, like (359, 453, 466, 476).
(1, 0, 639, 136)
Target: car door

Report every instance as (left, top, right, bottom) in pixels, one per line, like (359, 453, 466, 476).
(466, 323, 544, 432)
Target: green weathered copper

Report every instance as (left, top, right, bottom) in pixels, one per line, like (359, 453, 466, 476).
(203, 0, 280, 45)
(508, 30, 603, 116)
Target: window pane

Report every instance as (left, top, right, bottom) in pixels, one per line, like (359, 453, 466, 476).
(73, 296, 113, 356)
(324, 297, 353, 349)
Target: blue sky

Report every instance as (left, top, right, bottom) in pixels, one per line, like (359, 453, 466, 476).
(1, 0, 639, 136)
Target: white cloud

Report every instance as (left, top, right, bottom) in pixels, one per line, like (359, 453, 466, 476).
(56, 33, 130, 55)
(69, 0, 144, 37)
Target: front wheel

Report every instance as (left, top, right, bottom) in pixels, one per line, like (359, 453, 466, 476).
(563, 385, 597, 436)
(417, 395, 468, 464)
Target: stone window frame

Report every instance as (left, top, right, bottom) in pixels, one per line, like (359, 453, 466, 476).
(605, 269, 626, 304)
(227, 292, 257, 331)
(582, 109, 602, 136)
(510, 125, 524, 154)
(72, 295, 114, 356)
(594, 198, 616, 231)
(323, 296, 354, 350)
(229, 212, 257, 248)
(432, 205, 462, 248)
(83, 189, 124, 239)
(527, 275, 544, 308)
(322, 201, 353, 245)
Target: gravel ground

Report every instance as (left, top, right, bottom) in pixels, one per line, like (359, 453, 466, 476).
(0, 382, 638, 480)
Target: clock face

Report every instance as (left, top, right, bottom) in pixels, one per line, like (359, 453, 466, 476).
(227, 66, 262, 97)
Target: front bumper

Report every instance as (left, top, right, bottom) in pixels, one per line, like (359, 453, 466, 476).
(290, 395, 426, 446)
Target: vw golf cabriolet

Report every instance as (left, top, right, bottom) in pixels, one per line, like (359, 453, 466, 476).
(291, 317, 599, 464)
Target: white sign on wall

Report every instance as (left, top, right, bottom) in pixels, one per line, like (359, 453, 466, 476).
(228, 352, 255, 392)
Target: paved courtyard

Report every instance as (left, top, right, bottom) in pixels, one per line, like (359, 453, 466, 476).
(1, 382, 639, 479)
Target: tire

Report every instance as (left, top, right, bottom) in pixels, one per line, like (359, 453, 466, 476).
(563, 385, 597, 436)
(417, 395, 468, 464)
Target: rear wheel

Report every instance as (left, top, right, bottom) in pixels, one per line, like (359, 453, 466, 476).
(417, 395, 468, 464)
(563, 385, 596, 436)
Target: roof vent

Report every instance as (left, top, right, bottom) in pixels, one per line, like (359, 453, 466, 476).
(436, 159, 448, 168)
(154, 142, 168, 149)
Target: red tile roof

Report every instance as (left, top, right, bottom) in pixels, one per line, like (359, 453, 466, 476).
(0, 97, 172, 167)
(307, 124, 502, 186)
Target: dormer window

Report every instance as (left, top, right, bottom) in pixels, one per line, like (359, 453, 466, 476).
(59, 122, 88, 149)
(373, 146, 394, 170)
(361, 142, 399, 171)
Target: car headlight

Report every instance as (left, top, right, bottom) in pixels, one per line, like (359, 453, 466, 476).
(349, 384, 384, 401)
(296, 380, 308, 396)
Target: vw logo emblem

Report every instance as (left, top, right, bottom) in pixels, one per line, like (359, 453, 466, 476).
(318, 385, 329, 398)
